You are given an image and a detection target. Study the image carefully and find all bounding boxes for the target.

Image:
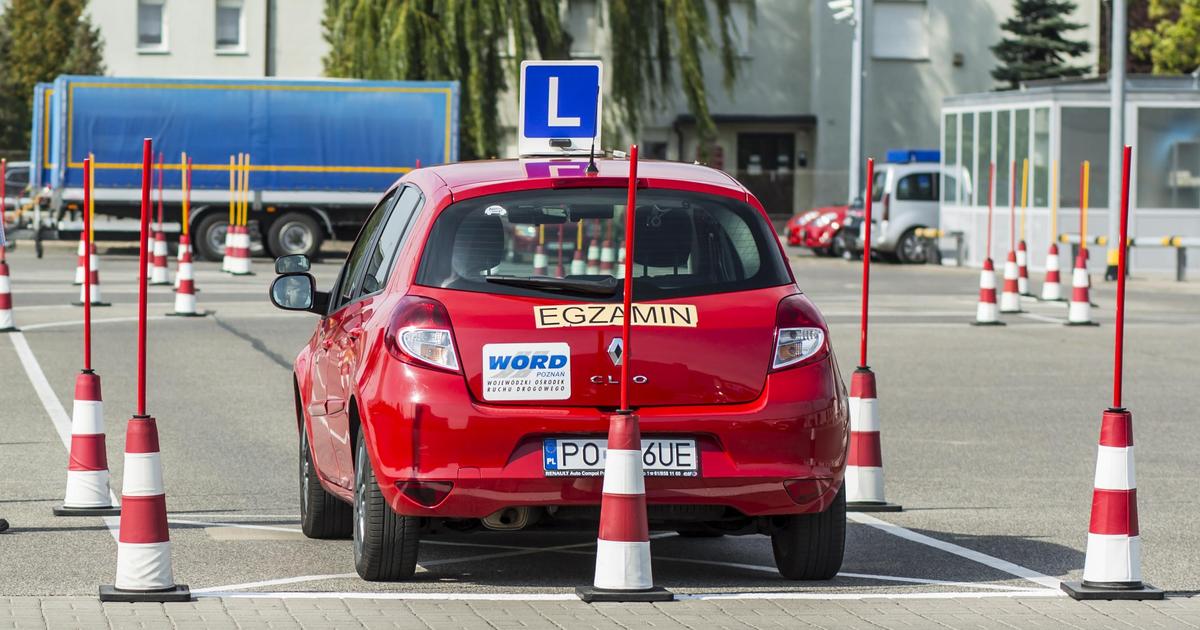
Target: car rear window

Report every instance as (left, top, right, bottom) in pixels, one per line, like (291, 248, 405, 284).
(415, 187, 791, 301)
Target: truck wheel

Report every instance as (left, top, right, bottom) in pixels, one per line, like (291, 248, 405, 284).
(770, 486, 845, 580)
(353, 432, 419, 581)
(268, 213, 323, 260)
(194, 214, 229, 262)
(299, 426, 352, 539)
(895, 228, 927, 264)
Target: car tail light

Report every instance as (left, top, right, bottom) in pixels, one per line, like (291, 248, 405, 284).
(882, 193, 891, 221)
(384, 296, 460, 373)
(772, 294, 829, 371)
(395, 480, 454, 507)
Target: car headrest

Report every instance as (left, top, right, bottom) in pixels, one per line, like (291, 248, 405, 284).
(451, 213, 505, 277)
(633, 208, 691, 269)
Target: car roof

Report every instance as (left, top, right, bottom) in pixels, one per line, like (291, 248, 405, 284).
(422, 158, 748, 196)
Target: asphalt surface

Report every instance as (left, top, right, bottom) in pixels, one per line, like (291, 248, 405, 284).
(0, 242, 1197, 604)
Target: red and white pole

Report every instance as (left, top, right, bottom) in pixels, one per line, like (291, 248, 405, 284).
(100, 139, 189, 602)
(0, 158, 16, 333)
(999, 161, 1022, 313)
(974, 162, 1003, 325)
(151, 153, 170, 285)
(846, 158, 900, 512)
(577, 145, 671, 603)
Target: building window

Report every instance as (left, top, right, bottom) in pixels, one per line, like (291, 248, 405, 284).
(567, 0, 599, 56)
(872, 1, 929, 61)
(216, 0, 244, 52)
(138, 0, 166, 51)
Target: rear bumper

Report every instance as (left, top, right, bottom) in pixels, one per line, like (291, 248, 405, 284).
(359, 357, 848, 519)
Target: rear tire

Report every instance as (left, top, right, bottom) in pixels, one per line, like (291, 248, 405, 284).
(771, 486, 846, 580)
(353, 432, 419, 581)
(267, 212, 323, 260)
(895, 228, 927, 264)
(299, 427, 352, 539)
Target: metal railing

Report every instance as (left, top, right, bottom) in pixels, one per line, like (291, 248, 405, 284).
(1058, 234, 1198, 281)
(914, 228, 965, 267)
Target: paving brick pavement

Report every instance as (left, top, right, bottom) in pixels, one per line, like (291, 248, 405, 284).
(0, 595, 1196, 629)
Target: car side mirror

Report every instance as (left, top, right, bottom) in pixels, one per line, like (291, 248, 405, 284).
(270, 273, 316, 312)
(275, 254, 310, 274)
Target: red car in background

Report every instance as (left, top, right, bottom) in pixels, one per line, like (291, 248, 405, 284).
(802, 205, 850, 257)
(270, 158, 849, 584)
(784, 209, 819, 246)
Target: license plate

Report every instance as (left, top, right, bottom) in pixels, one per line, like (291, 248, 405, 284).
(543, 438, 699, 477)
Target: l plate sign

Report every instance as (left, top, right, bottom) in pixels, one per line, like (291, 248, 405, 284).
(518, 60, 603, 157)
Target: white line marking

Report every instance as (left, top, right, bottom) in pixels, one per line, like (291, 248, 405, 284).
(1019, 311, 1068, 324)
(7, 332, 121, 540)
(848, 512, 1061, 590)
(192, 589, 1064, 601)
(18, 311, 293, 331)
(192, 574, 358, 594)
(169, 518, 304, 534)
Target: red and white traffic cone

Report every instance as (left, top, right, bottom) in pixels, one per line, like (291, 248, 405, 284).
(55, 370, 120, 516)
(150, 230, 170, 285)
(973, 258, 1004, 326)
(99, 415, 190, 602)
(599, 240, 615, 275)
(146, 232, 158, 280)
(1016, 240, 1033, 296)
(532, 245, 548, 276)
(1066, 252, 1097, 326)
(1040, 244, 1064, 301)
(999, 250, 1022, 313)
(0, 257, 18, 332)
(1061, 409, 1162, 599)
(74, 235, 87, 285)
(173, 234, 190, 289)
(73, 246, 111, 307)
(576, 412, 672, 602)
(846, 368, 901, 511)
(586, 238, 601, 275)
(167, 245, 205, 317)
(229, 226, 253, 276)
(221, 226, 235, 273)
(570, 242, 587, 276)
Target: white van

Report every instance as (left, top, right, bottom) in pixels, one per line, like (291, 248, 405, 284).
(861, 152, 971, 263)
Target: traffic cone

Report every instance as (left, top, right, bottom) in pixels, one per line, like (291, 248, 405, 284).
(1040, 244, 1064, 301)
(586, 238, 601, 275)
(1061, 409, 1162, 600)
(0, 257, 18, 333)
(99, 415, 190, 602)
(167, 245, 206, 317)
(74, 235, 86, 285)
(1066, 252, 1098, 326)
(846, 367, 901, 511)
(570, 242, 587, 276)
(150, 231, 170, 285)
(532, 245, 548, 276)
(229, 226, 253, 276)
(54, 370, 120, 516)
(576, 412, 672, 602)
(972, 258, 1004, 326)
(1016, 240, 1033, 296)
(173, 234, 190, 289)
(221, 226, 234, 273)
(999, 250, 1022, 313)
(599, 240, 615, 275)
(73, 247, 111, 307)
(146, 232, 158, 280)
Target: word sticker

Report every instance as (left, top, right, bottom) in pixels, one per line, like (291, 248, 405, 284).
(482, 343, 571, 401)
(534, 303, 698, 329)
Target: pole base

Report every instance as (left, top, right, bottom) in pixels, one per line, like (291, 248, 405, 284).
(970, 321, 1006, 327)
(847, 501, 903, 513)
(71, 301, 112, 308)
(1064, 321, 1100, 327)
(165, 311, 208, 318)
(1061, 581, 1163, 601)
(53, 505, 120, 517)
(576, 585, 673, 603)
(0, 327, 19, 333)
(99, 584, 190, 603)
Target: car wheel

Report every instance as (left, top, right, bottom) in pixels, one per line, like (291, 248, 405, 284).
(353, 431, 419, 581)
(299, 427, 352, 539)
(895, 228, 927, 264)
(770, 485, 845, 580)
(193, 213, 228, 262)
(829, 231, 846, 258)
(267, 212, 323, 260)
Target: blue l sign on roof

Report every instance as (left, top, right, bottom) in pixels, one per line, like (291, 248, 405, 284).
(518, 60, 603, 156)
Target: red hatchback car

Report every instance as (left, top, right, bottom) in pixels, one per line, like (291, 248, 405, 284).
(270, 157, 850, 583)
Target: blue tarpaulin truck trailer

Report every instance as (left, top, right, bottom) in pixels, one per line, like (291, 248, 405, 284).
(33, 75, 458, 260)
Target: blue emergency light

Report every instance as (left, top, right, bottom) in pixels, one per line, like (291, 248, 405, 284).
(886, 149, 940, 164)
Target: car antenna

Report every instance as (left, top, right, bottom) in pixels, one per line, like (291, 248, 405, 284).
(586, 85, 600, 176)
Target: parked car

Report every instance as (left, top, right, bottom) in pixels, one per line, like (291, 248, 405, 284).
(784, 209, 819, 246)
(801, 205, 849, 257)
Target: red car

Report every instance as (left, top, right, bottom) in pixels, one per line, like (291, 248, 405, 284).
(802, 206, 850, 256)
(784, 209, 820, 246)
(270, 158, 849, 583)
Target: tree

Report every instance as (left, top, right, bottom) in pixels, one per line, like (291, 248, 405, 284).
(991, 0, 1090, 89)
(1130, 0, 1200, 74)
(322, 0, 745, 160)
(0, 0, 105, 150)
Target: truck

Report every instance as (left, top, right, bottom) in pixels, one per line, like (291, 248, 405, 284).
(30, 75, 459, 260)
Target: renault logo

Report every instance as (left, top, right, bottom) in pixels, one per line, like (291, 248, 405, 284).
(607, 338, 623, 366)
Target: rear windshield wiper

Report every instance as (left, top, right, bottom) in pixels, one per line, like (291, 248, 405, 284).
(484, 275, 619, 297)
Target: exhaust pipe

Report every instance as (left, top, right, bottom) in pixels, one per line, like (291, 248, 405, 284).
(481, 507, 531, 531)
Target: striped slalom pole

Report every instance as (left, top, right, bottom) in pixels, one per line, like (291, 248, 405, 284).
(57, 157, 119, 517)
(1041, 160, 1065, 301)
(1017, 158, 1032, 296)
(72, 167, 110, 308)
(577, 145, 671, 603)
(973, 163, 1003, 326)
(175, 155, 191, 289)
(1062, 146, 1161, 601)
(100, 138, 189, 603)
(1000, 160, 1022, 313)
(847, 158, 900, 512)
(1066, 251, 1098, 326)
(0, 242, 16, 333)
